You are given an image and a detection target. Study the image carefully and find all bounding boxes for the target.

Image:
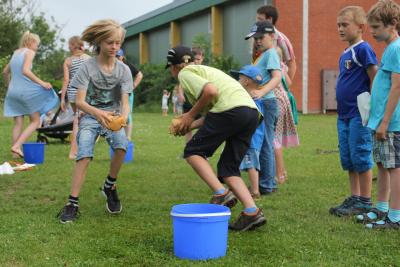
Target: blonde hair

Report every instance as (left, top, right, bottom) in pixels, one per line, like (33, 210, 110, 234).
(338, 6, 367, 25)
(19, 31, 40, 48)
(69, 36, 84, 50)
(367, 0, 400, 26)
(81, 19, 126, 54)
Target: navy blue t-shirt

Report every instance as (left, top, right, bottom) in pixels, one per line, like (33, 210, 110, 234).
(336, 41, 378, 119)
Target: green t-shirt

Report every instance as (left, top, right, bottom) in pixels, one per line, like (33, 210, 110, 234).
(178, 65, 257, 114)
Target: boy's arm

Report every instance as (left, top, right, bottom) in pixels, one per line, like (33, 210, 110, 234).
(367, 65, 378, 90)
(179, 82, 218, 134)
(133, 71, 143, 89)
(252, 70, 282, 99)
(75, 89, 112, 127)
(22, 49, 52, 89)
(376, 72, 400, 140)
(286, 59, 296, 81)
(120, 93, 130, 122)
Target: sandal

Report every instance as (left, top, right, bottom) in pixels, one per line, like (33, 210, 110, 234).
(11, 148, 24, 159)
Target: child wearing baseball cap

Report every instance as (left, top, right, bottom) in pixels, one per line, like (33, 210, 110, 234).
(245, 20, 282, 195)
(167, 46, 266, 231)
(231, 65, 266, 199)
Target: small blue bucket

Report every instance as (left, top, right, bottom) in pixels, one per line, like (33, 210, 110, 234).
(171, 203, 231, 260)
(22, 142, 45, 164)
(109, 141, 134, 163)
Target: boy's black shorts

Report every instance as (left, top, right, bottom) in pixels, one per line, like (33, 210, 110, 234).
(184, 106, 259, 181)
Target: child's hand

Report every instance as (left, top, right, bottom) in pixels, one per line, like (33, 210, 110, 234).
(60, 98, 66, 111)
(169, 114, 194, 136)
(41, 81, 52, 90)
(95, 110, 113, 128)
(250, 90, 264, 100)
(106, 115, 127, 131)
(376, 121, 388, 140)
(169, 117, 182, 136)
(178, 113, 195, 135)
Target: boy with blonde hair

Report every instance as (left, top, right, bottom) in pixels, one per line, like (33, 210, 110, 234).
(330, 6, 378, 217)
(57, 20, 133, 223)
(362, 0, 400, 229)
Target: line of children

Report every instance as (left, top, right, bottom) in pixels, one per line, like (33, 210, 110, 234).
(331, 0, 400, 230)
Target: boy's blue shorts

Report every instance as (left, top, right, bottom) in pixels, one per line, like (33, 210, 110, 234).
(337, 116, 373, 172)
(76, 114, 128, 161)
(240, 148, 260, 171)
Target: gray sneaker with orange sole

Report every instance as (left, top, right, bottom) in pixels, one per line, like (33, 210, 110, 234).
(209, 189, 237, 208)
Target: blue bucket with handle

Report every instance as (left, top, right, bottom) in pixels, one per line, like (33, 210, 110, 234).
(171, 203, 231, 260)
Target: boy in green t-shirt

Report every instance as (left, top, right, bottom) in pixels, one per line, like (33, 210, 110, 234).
(166, 46, 266, 231)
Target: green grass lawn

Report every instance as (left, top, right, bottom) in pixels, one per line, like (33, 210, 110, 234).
(0, 113, 399, 267)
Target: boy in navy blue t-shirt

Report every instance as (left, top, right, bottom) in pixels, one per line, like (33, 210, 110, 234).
(330, 6, 378, 217)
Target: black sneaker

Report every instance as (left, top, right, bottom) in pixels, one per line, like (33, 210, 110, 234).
(209, 189, 237, 208)
(101, 185, 122, 214)
(335, 201, 372, 217)
(329, 197, 357, 216)
(229, 208, 267, 231)
(260, 188, 277, 195)
(57, 203, 79, 224)
(366, 217, 400, 230)
(356, 208, 388, 224)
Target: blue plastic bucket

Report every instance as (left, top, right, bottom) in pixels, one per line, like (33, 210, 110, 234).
(171, 203, 231, 260)
(22, 142, 45, 164)
(109, 141, 134, 163)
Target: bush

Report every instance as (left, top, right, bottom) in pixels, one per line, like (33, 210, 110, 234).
(0, 55, 11, 101)
(135, 63, 175, 107)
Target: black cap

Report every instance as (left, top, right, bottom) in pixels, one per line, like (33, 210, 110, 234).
(244, 21, 275, 40)
(165, 45, 194, 69)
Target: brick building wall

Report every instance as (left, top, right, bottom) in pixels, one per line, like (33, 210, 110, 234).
(275, 0, 386, 113)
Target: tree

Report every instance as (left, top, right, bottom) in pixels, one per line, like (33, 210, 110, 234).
(0, 0, 66, 99)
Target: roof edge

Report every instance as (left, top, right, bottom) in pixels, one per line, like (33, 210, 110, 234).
(123, 0, 229, 38)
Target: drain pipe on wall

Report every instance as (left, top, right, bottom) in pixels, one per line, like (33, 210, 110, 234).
(302, 0, 309, 114)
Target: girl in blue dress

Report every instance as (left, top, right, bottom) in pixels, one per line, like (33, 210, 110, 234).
(3, 31, 59, 158)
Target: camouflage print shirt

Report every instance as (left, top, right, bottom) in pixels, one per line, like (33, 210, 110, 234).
(71, 57, 133, 111)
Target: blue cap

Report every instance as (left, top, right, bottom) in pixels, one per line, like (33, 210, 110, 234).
(230, 65, 263, 84)
(116, 49, 124, 57)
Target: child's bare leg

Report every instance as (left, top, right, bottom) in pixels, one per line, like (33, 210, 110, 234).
(248, 168, 260, 195)
(349, 171, 360, 196)
(275, 147, 286, 183)
(11, 112, 40, 154)
(186, 155, 225, 191)
(224, 176, 255, 208)
(389, 168, 400, 210)
(377, 163, 390, 202)
(109, 149, 126, 178)
(12, 116, 24, 145)
(70, 158, 91, 197)
(69, 111, 79, 159)
(11, 116, 24, 157)
(359, 169, 372, 198)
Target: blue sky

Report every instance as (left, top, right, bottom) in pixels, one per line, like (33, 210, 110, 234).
(37, 0, 172, 48)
